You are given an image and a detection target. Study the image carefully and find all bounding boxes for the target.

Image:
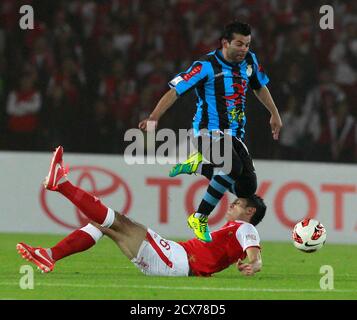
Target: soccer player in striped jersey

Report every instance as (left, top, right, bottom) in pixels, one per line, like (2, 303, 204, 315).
(17, 146, 266, 277)
(139, 21, 282, 242)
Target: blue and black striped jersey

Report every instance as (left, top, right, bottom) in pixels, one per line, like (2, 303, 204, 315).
(169, 49, 269, 139)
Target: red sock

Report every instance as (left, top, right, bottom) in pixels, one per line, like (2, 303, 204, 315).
(51, 229, 96, 261)
(57, 181, 110, 225)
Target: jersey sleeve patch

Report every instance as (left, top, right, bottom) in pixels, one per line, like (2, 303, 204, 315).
(168, 61, 207, 96)
(182, 63, 202, 81)
(169, 75, 184, 87)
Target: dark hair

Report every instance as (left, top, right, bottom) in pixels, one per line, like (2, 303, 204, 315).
(246, 194, 266, 226)
(220, 20, 251, 42)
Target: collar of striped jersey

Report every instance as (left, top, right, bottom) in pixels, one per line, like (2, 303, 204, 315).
(215, 49, 243, 68)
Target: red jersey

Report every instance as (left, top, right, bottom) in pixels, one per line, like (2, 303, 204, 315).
(179, 220, 260, 277)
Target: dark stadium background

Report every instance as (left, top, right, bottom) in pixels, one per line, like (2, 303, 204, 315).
(0, 0, 356, 162)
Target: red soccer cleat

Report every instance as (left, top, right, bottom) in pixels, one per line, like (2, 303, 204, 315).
(16, 242, 55, 273)
(43, 146, 69, 191)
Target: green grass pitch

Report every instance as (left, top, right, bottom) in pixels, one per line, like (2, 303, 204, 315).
(1, 233, 357, 300)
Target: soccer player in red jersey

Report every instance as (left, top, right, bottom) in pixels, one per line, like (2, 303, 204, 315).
(17, 146, 266, 277)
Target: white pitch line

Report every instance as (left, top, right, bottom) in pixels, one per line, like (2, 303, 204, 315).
(1, 282, 356, 293)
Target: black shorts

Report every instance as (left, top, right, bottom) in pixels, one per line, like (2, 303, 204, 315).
(193, 131, 257, 197)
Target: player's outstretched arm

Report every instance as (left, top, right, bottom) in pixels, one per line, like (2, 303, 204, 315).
(253, 85, 282, 140)
(138, 88, 178, 131)
(237, 247, 262, 276)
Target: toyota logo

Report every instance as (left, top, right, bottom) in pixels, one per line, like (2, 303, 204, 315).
(40, 166, 132, 229)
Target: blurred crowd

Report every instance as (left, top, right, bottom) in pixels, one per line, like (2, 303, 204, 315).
(0, 0, 356, 163)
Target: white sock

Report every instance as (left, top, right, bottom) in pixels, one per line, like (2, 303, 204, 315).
(194, 212, 208, 219)
(101, 208, 115, 228)
(80, 223, 104, 242)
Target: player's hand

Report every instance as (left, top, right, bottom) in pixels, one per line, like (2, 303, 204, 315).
(270, 114, 282, 140)
(138, 118, 158, 132)
(237, 259, 255, 276)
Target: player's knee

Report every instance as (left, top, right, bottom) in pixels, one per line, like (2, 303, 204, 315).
(90, 221, 113, 238)
(90, 211, 123, 235)
(231, 164, 243, 180)
(234, 177, 257, 197)
(247, 178, 257, 195)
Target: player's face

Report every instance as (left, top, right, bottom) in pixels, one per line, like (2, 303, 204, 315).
(226, 198, 249, 220)
(224, 33, 251, 63)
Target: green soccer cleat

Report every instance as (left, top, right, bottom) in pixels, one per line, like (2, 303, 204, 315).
(187, 213, 212, 242)
(169, 152, 203, 177)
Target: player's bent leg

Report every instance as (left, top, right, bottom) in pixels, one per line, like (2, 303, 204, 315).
(50, 223, 103, 261)
(198, 167, 257, 198)
(55, 180, 115, 228)
(189, 135, 243, 241)
(231, 140, 257, 198)
(16, 223, 104, 273)
(43, 146, 116, 228)
(92, 212, 147, 261)
(233, 172, 257, 198)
